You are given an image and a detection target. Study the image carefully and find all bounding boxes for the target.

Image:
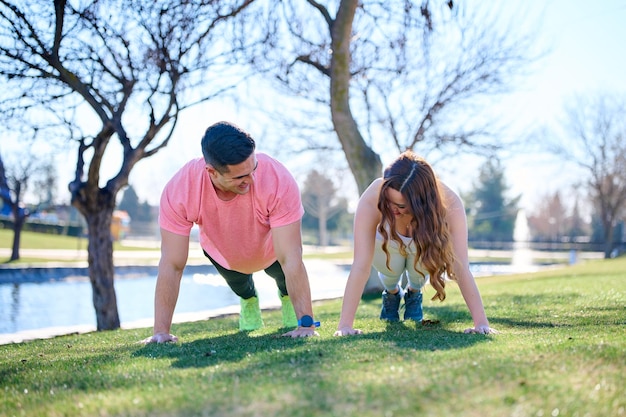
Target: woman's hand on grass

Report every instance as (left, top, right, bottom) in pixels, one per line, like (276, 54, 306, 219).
(333, 327, 363, 336)
(464, 325, 498, 335)
(140, 332, 179, 344)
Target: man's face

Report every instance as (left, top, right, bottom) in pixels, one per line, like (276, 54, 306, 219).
(207, 154, 258, 198)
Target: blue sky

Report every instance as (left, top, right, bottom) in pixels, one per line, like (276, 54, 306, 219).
(443, 0, 626, 212)
(6, 1, 626, 216)
(132, 1, 626, 213)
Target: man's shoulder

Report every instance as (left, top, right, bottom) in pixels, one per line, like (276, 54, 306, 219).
(257, 153, 293, 177)
(182, 157, 206, 170)
(254, 153, 301, 203)
(164, 158, 206, 191)
(257, 152, 282, 166)
(171, 158, 205, 177)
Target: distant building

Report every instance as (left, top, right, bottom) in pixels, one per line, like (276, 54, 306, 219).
(111, 210, 131, 241)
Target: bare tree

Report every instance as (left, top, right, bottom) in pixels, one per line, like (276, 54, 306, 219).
(301, 169, 346, 246)
(257, 1, 539, 194)
(0, 150, 52, 261)
(527, 191, 568, 243)
(32, 156, 58, 209)
(528, 191, 590, 244)
(554, 94, 626, 258)
(0, 0, 260, 330)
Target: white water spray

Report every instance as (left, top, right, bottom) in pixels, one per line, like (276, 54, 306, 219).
(512, 209, 533, 268)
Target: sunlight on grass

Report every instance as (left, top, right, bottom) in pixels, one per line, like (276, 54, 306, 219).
(1, 232, 625, 416)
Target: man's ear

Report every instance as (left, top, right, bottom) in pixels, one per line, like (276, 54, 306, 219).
(205, 165, 217, 177)
(205, 164, 218, 178)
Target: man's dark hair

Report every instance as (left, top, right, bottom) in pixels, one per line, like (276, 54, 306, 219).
(201, 121, 256, 173)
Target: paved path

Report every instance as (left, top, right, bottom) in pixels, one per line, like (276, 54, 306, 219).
(0, 242, 605, 266)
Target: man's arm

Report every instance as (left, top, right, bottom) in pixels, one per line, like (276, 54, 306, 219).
(271, 220, 318, 337)
(141, 229, 190, 344)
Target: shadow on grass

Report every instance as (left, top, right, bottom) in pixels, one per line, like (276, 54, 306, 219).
(132, 318, 492, 370)
(486, 302, 626, 328)
(354, 321, 491, 352)
(449, 289, 624, 329)
(134, 290, 595, 369)
(133, 288, 603, 369)
(133, 330, 313, 368)
(361, 290, 599, 331)
(468, 291, 586, 329)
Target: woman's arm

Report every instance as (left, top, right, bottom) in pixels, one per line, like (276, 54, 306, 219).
(334, 179, 383, 336)
(443, 183, 497, 334)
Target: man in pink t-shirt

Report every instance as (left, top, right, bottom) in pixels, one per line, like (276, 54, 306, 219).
(142, 122, 319, 344)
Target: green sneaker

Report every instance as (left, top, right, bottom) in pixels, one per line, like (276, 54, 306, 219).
(239, 296, 264, 331)
(279, 291, 298, 327)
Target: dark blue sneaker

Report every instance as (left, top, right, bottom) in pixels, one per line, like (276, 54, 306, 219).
(403, 289, 423, 321)
(380, 288, 403, 321)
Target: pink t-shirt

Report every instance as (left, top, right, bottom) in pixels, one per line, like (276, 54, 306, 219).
(159, 153, 304, 273)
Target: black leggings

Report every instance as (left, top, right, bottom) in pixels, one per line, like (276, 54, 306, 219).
(204, 251, 288, 300)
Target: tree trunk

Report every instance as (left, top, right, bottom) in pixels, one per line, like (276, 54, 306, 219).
(330, 1, 382, 293)
(10, 214, 24, 261)
(330, 0, 382, 195)
(85, 208, 120, 330)
(603, 222, 614, 259)
(318, 200, 329, 247)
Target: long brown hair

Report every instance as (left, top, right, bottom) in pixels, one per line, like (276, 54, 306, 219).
(377, 151, 456, 301)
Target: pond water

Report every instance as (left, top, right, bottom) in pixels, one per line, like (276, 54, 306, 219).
(0, 260, 540, 344)
(0, 273, 240, 335)
(0, 260, 351, 343)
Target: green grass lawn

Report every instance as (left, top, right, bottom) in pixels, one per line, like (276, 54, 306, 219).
(0, 229, 356, 264)
(0, 229, 156, 252)
(2, 229, 578, 266)
(0, 230, 159, 264)
(1, 257, 625, 417)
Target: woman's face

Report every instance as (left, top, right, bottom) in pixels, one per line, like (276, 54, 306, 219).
(385, 188, 411, 217)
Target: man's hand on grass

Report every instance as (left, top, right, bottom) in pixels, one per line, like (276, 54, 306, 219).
(282, 327, 319, 338)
